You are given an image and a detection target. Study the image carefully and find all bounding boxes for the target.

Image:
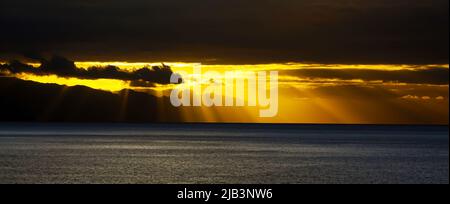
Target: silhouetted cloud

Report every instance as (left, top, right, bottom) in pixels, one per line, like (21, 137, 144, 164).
(0, 55, 181, 85)
(282, 67, 449, 85)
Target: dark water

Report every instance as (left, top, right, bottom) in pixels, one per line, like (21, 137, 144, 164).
(0, 123, 448, 184)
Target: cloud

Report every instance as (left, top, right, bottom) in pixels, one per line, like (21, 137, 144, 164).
(401, 95, 446, 100)
(0, 55, 181, 85)
(282, 80, 448, 102)
(401, 95, 420, 100)
(282, 67, 449, 85)
(0, 0, 448, 64)
(311, 85, 400, 99)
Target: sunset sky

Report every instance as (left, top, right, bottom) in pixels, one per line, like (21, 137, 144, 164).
(0, 0, 448, 124)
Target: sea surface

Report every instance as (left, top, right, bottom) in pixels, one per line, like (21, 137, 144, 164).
(0, 123, 448, 184)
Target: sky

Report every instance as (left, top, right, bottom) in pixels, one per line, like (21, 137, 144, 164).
(0, 0, 448, 124)
(1, 0, 448, 64)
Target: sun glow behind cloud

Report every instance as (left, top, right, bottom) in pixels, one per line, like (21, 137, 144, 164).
(5, 61, 448, 124)
(16, 73, 131, 92)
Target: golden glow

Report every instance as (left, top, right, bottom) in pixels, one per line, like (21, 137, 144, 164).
(4, 61, 448, 124)
(10, 61, 449, 92)
(16, 73, 130, 92)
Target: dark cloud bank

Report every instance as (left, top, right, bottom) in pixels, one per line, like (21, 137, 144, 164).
(0, 55, 181, 86)
(283, 67, 449, 85)
(1, 0, 448, 64)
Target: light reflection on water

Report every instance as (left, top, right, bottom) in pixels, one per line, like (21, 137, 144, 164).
(0, 123, 448, 184)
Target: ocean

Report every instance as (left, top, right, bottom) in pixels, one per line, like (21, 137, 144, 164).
(0, 123, 448, 184)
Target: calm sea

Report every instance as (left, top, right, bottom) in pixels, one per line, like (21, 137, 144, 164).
(0, 123, 448, 184)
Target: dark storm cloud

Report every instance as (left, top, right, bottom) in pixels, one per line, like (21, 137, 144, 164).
(0, 55, 179, 85)
(283, 67, 450, 85)
(0, 0, 448, 64)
